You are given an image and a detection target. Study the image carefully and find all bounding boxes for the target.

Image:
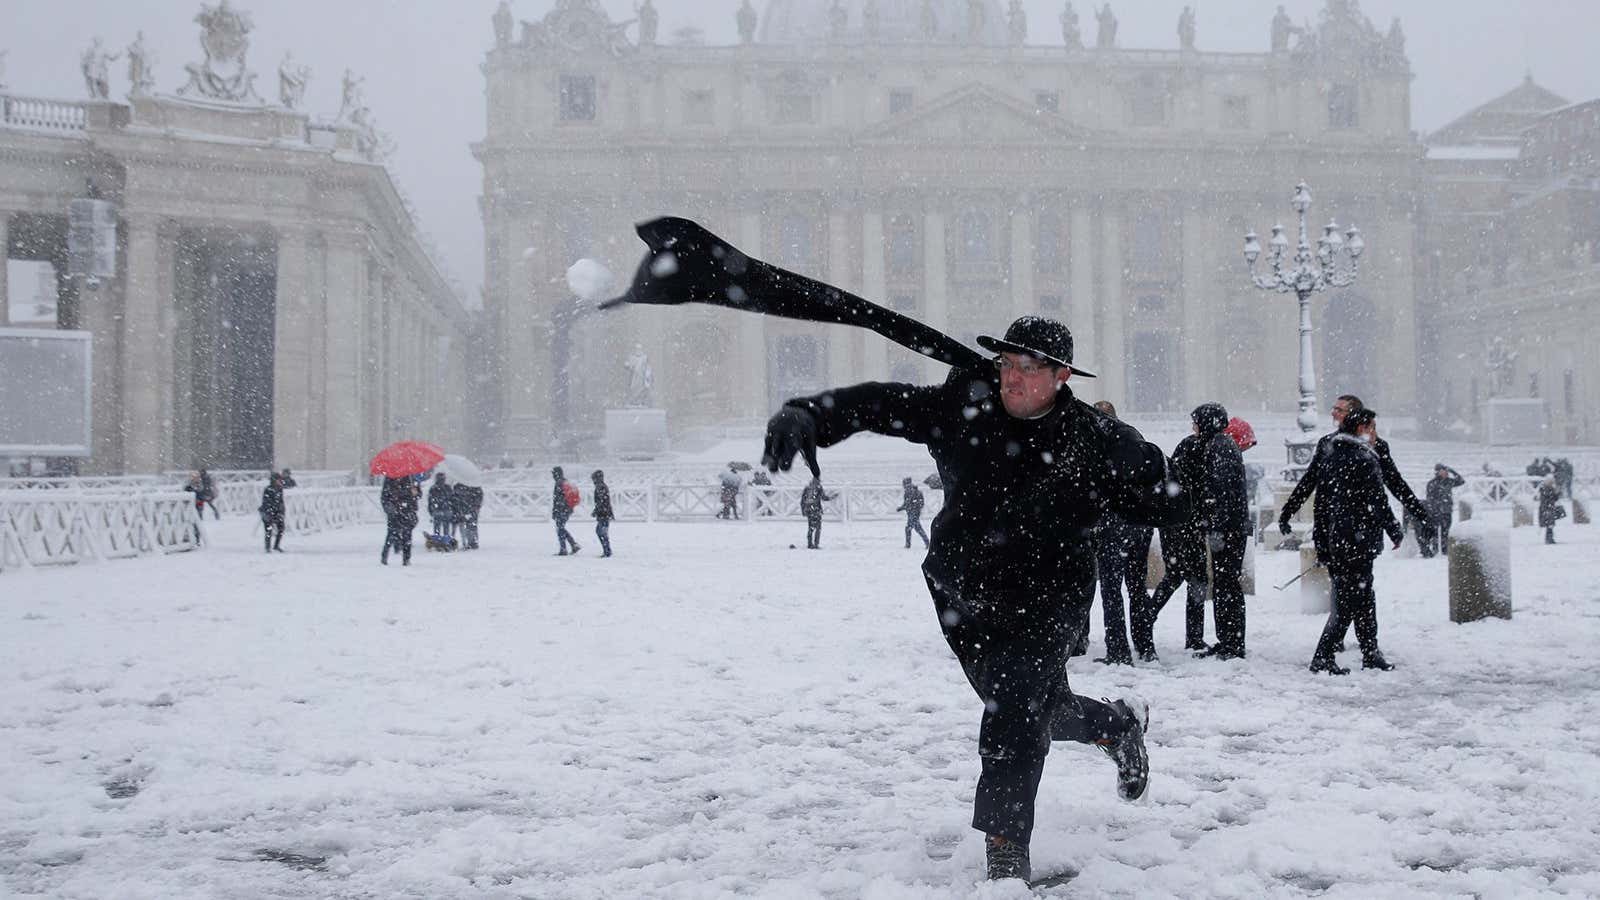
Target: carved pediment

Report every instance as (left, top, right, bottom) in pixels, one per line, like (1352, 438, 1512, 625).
(856, 83, 1092, 145)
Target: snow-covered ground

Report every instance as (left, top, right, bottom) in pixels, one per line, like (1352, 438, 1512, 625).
(3, 513, 1599, 899)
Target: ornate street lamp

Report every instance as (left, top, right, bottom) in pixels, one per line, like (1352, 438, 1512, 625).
(1242, 181, 1365, 475)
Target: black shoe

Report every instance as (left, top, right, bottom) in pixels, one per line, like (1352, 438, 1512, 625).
(1093, 654, 1134, 666)
(558, 550, 568, 556)
(1097, 696, 1150, 801)
(381, 555, 388, 565)
(1363, 655, 1395, 671)
(1200, 645, 1245, 661)
(1309, 657, 1349, 675)
(1136, 647, 1159, 663)
(1184, 640, 1208, 652)
(985, 836, 1030, 882)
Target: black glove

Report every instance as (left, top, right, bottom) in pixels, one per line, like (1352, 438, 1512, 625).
(1278, 518, 1293, 537)
(762, 406, 820, 478)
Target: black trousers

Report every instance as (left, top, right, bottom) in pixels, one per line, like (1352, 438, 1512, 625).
(905, 513, 929, 548)
(1314, 556, 1380, 663)
(382, 518, 412, 563)
(595, 519, 612, 556)
(262, 514, 284, 550)
(554, 516, 579, 553)
(1138, 571, 1206, 652)
(928, 574, 1129, 846)
(805, 515, 822, 548)
(1208, 531, 1248, 656)
(1094, 527, 1150, 661)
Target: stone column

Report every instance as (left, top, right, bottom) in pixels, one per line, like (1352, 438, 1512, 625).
(0, 212, 9, 326)
(120, 214, 175, 473)
(1381, 209, 1419, 411)
(1009, 203, 1034, 322)
(1180, 202, 1208, 407)
(321, 234, 367, 470)
(923, 210, 948, 334)
(1099, 206, 1126, 406)
(860, 208, 888, 380)
(1069, 204, 1096, 371)
(738, 211, 768, 418)
(826, 208, 852, 384)
(84, 240, 122, 472)
(273, 224, 312, 468)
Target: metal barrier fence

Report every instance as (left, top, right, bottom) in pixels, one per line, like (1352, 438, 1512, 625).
(0, 490, 202, 570)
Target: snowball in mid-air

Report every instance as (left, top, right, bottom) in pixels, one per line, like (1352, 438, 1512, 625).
(566, 258, 615, 302)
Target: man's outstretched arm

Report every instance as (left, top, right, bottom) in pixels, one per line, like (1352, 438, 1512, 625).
(763, 380, 946, 475)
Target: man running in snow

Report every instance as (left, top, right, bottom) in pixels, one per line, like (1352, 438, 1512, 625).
(762, 315, 1187, 883)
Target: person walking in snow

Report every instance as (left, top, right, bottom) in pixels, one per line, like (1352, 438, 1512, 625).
(1186, 403, 1251, 661)
(258, 471, 286, 553)
(1303, 408, 1403, 674)
(1084, 401, 1150, 666)
(896, 476, 929, 549)
(380, 475, 419, 565)
(551, 466, 581, 555)
(592, 469, 614, 557)
(451, 481, 481, 550)
(1539, 475, 1565, 544)
(799, 476, 835, 549)
(427, 472, 454, 541)
(762, 315, 1186, 882)
(1423, 463, 1464, 556)
(716, 464, 742, 519)
(1279, 394, 1429, 544)
(1132, 425, 1209, 660)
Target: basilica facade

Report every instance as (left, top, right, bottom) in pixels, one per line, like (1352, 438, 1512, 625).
(477, 0, 1421, 456)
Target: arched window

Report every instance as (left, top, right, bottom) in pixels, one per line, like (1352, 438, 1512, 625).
(1036, 212, 1064, 275)
(959, 210, 993, 262)
(887, 214, 918, 276)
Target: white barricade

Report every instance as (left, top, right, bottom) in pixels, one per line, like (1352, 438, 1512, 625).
(281, 487, 384, 536)
(0, 490, 201, 569)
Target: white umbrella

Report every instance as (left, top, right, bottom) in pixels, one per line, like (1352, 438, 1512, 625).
(438, 453, 484, 487)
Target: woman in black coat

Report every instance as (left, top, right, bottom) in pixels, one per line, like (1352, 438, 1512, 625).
(258, 472, 286, 553)
(1538, 476, 1565, 544)
(1132, 430, 1208, 659)
(1308, 409, 1403, 675)
(380, 476, 419, 565)
(592, 470, 615, 557)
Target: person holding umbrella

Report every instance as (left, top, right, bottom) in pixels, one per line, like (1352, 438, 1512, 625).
(369, 441, 445, 566)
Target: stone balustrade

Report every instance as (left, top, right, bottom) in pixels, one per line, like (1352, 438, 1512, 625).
(0, 94, 89, 133)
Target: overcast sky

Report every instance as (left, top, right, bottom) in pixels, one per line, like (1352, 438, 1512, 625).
(8, 1, 1600, 308)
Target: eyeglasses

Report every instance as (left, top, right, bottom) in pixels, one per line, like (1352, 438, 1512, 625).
(993, 356, 1054, 376)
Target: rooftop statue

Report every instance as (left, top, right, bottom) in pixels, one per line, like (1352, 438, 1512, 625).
(1060, 2, 1081, 50)
(1271, 4, 1295, 52)
(638, 0, 659, 46)
(127, 31, 156, 96)
(1095, 3, 1117, 49)
(81, 37, 118, 100)
(965, 0, 986, 44)
(863, 0, 881, 40)
(277, 51, 309, 110)
(1007, 0, 1027, 46)
(493, 0, 513, 48)
(178, 0, 262, 103)
(828, 0, 846, 41)
(920, 0, 938, 41)
(1178, 5, 1196, 51)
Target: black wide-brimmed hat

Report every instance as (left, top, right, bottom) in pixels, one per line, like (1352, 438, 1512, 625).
(976, 316, 1097, 378)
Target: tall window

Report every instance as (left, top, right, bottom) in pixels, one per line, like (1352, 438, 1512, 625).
(774, 92, 814, 124)
(1564, 369, 1576, 416)
(959, 211, 993, 261)
(889, 89, 914, 115)
(683, 89, 714, 125)
(1034, 91, 1060, 114)
(1328, 83, 1359, 129)
(1038, 294, 1062, 312)
(1223, 94, 1250, 130)
(887, 214, 918, 276)
(777, 213, 814, 270)
(1132, 213, 1164, 272)
(1130, 74, 1166, 126)
(559, 75, 597, 121)
(1035, 212, 1064, 274)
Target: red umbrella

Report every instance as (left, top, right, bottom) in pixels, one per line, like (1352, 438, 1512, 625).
(1224, 417, 1257, 452)
(369, 441, 446, 477)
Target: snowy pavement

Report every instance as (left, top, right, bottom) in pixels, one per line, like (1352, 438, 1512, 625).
(3, 515, 1599, 899)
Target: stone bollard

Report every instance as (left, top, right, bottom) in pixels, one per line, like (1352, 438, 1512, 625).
(1574, 497, 1590, 525)
(1146, 529, 1166, 586)
(1242, 538, 1257, 595)
(1512, 498, 1534, 527)
(1458, 499, 1472, 522)
(1448, 520, 1512, 622)
(1298, 543, 1331, 615)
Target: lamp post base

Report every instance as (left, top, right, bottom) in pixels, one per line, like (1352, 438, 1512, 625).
(1283, 432, 1319, 481)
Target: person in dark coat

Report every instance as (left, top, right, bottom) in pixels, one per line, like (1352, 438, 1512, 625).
(1553, 457, 1574, 499)
(1424, 464, 1464, 556)
(1132, 428, 1209, 659)
(380, 475, 419, 565)
(896, 476, 929, 549)
(761, 315, 1186, 882)
(1304, 409, 1403, 674)
(258, 472, 286, 553)
(799, 476, 835, 549)
(1279, 394, 1430, 541)
(1538, 475, 1565, 544)
(1188, 402, 1251, 660)
(1085, 401, 1150, 666)
(592, 469, 614, 557)
(278, 468, 297, 489)
(552, 466, 580, 555)
(450, 482, 480, 550)
(427, 472, 454, 540)
(716, 465, 742, 519)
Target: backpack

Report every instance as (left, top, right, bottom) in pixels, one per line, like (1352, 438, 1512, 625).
(562, 481, 580, 510)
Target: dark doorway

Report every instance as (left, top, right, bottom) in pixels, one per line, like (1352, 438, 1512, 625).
(175, 228, 277, 469)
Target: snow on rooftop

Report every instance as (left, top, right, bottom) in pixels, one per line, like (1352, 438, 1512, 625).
(1425, 145, 1522, 161)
